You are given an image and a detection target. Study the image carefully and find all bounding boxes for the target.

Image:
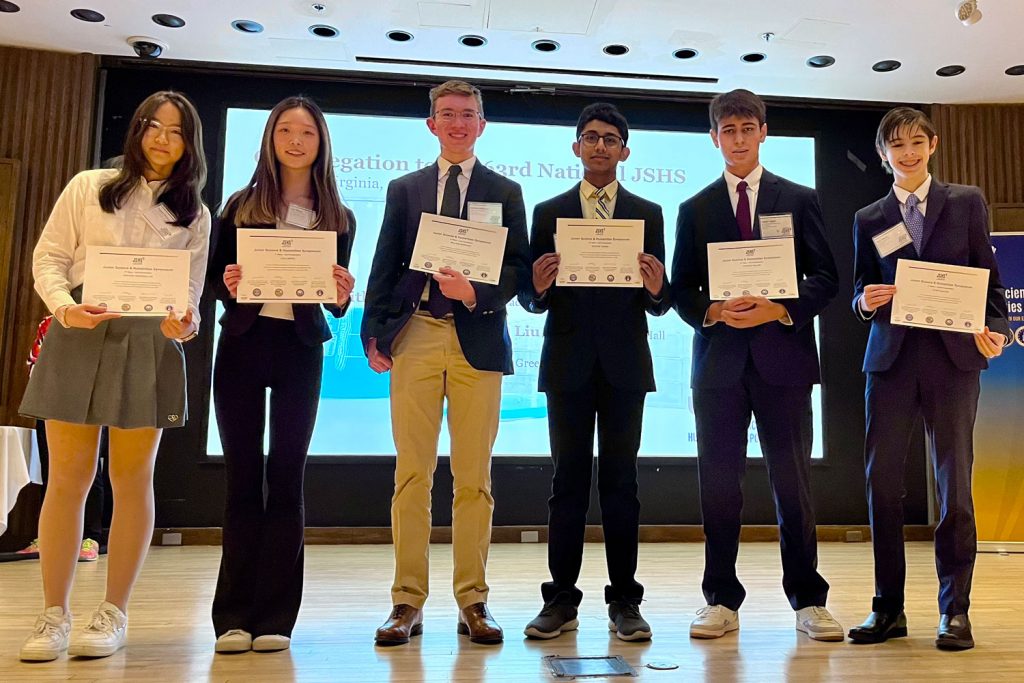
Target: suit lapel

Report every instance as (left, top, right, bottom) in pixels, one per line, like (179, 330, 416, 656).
(615, 185, 636, 219)
(709, 177, 740, 241)
(920, 180, 949, 255)
(417, 164, 438, 216)
(879, 189, 918, 260)
(754, 171, 781, 237)
(463, 162, 492, 218)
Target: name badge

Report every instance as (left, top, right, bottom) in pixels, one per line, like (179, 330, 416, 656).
(468, 201, 503, 226)
(758, 213, 794, 239)
(285, 203, 316, 229)
(872, 222, 914, 258)
(143, 203, 177, 240)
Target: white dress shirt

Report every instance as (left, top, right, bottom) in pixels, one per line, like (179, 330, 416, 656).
(32, 169, 211, 327)
(579, 179, 619, 219)
(437, 155, 475, 214)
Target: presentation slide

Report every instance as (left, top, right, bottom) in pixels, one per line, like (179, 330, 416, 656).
(208, 108, 821, 458)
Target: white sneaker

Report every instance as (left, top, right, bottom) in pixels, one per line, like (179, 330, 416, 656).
(215, 629, 253, 653)
(690, 605, 739, 639)
(68, 601, 128, 657)
(796, 606, 844, 641)
(252, 634, 290, 652)
(20, 607, 72, 661)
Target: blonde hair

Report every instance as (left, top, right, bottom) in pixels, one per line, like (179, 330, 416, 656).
(428, 80, 484, 118)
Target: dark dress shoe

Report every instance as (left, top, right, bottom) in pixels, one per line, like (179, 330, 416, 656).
(848, 610, 908, 643)
(936, 614, 974, 650)
(457, 602, 504, 644)
(375, 604, 423, 646)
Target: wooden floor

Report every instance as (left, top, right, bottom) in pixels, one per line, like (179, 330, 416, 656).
(1, 542, 1022, 682)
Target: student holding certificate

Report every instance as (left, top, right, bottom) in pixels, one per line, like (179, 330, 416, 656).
(848, 107, 1010, 650)
(19, 91, 210, 661)
(210, 96, 356, 653)
(521, 103, 668, 642)
(670, 89, 841, 642)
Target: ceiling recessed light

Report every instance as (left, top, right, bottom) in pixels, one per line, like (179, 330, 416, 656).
(231, 19, 263, 34)
(70, 8, 104, 22)
(741, 52, 766, 63)
(872, 59, 902, 72)
(806, 55, 835, 68)
(673, 48, 699, 60)
(1004, 64, 1024, 76)
(152, 13, 185, 28)
(0, 1, 21, 13)
(458, 34, 487, 47)
(936, 64, 966, 77)
(603, 44, 629, 56)
(386, 30, 413, 42)
(532, 39, 560, 53)
(309, 24, 338, 38)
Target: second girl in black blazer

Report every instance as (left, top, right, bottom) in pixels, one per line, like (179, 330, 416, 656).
(209, 96, 355, 653)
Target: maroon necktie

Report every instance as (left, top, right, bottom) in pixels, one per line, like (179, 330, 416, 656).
(736, 180, 753, 241)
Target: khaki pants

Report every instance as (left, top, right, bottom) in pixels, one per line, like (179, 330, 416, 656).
(388, 313, 502, 609)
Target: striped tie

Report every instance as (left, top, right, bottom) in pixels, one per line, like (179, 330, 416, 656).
(594, 187, 610, 220)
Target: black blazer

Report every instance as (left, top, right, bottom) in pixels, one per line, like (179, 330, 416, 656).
(360, 162, 531, 375)
(520, 183, 670, 392)
(852, 181, 1010, 373)
(671, 170, 838, 389)
(209, 201, 356, 347)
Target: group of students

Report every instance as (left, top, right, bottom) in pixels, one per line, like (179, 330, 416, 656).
(15, 78, 1008, 663)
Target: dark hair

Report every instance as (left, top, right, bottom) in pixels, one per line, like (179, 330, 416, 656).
(225, 96, 348, 234)
(575, 102, 629, 145)
(875, 106, 938, 153)
(98, 91, 207, 227)
(709, 89, 766, 130)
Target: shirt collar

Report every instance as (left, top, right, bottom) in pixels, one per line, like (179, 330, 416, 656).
(580, 178, 619, 201)
(723, 165, 764, 193)
(892, 174, 932, 205)
(438, 155, 476, 180)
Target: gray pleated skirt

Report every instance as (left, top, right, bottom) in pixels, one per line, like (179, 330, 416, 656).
(20, 308, 187, 430)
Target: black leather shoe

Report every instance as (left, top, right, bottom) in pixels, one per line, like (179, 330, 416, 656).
(936, 614, 974, 650)
(848, 611, 908, 643)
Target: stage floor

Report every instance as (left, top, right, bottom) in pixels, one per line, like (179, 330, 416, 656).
(1, 542, 1021, 682)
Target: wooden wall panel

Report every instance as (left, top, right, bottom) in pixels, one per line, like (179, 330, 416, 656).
(0, 47, 98, 425)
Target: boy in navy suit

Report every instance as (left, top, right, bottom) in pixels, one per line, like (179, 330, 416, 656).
(848, 107, 1009, 650)
(671, 89, 842, 641)
(520, 103, 669, 642)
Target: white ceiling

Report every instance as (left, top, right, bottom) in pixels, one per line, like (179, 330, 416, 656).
(2, 0, 1023, 104)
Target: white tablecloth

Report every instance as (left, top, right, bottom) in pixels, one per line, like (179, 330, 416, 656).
(1, 426, 41, 535)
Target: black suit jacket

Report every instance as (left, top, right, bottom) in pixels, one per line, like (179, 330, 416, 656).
(209, 201, 356, 347)
(852, 181, 1010, 373)
(360, 161, 531, 375)
(520, 183, 670, 392)
(671, 170, 838, 388)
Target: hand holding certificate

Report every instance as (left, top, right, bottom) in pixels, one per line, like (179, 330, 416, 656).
(82, 246, 191, 316)
(891, 259, 988, 334)
(237, 229, 337, 304)
(410, 214, 508, 285)
(707, 238, 799, 300)
(555, 218, 644, 287)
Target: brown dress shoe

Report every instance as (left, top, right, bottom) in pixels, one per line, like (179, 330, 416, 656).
(457, 603, 503, 644)
(375, 604, 423, 646)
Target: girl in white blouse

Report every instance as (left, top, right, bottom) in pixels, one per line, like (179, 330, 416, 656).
(19, 91, 210, 662)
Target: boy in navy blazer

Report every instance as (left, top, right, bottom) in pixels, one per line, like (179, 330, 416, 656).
(847, 107, 1009, 650)
(671, 89, 842, 641)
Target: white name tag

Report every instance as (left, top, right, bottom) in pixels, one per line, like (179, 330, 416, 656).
(758, 213, 794, 239)
(143, 203, 177, 240)
(467, 201, 503, 226)
(284, 203, 316, 229)
(872, 222, 914, 258)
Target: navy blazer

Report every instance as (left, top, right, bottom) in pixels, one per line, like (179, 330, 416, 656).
(209, 201, 356, 347)
(360, 162, 531, 375)
(671, 170, 838, 388)
(520, 183, 671, 392)
(852, 181, 1010, 373)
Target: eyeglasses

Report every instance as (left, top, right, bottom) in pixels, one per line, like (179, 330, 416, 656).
(578, 132, 624, 148)
(140, 119, 184, 139)
(434, 109, 482, 123)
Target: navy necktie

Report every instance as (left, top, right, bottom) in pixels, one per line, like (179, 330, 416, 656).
(426, 165, 462, 318)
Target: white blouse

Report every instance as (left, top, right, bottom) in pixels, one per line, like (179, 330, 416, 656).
(32, 169, 212, 326)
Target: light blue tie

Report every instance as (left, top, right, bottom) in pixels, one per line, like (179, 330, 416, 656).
(905, 193, 924, 254)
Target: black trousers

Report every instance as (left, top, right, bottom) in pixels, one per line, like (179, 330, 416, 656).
(864, 328, 980, 616)
(211, 317, 323, 638)
(542, 365, 646, 606)
(38, 420, 106, 542)
(693, 359, 829, 612)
